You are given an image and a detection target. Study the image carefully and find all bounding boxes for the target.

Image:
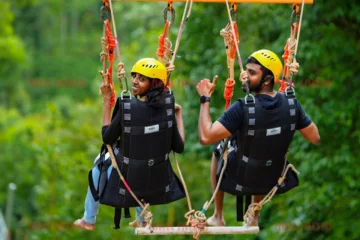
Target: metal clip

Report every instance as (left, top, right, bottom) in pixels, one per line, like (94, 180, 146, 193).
(163, 4, 176, 24)
(230, 3, 238, 22)
(100, 5, 111, 22)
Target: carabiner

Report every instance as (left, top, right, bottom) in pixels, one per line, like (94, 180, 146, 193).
(163, 4, 176, 24)
(290, 4, 300, 26)
(100, 5, 111, 22)
(230, 3, 238, 22)
(120, 76, 132, 100)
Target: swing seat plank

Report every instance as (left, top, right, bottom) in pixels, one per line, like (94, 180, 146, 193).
(135, 226, 259, 235)
(113, 0, 313, 4)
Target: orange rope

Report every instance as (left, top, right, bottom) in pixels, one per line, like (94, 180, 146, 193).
(278, 80, 287, 93)
(157, 21, 170, 58)
(281, 41, 290, 78)
(105, 20, 116, 109)
(223, 78, 236, 110)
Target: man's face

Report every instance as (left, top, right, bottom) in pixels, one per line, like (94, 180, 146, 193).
(242, 63, 263, 93)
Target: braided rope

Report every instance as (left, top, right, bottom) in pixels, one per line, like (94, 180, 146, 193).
(225, 0, 244, 72)
(99, 20, 116, 108)
(186, 147, 229, 239)
(223, 78, 236, 110)
(157, 21, 173, 66)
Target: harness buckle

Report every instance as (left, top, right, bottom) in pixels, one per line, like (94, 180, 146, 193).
(285, 86, 295, 97)
(245, 94, 255, 105)
(121, 90, 132, 100)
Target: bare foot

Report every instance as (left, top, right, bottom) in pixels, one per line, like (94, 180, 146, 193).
(74, 218, 95, 231)
(206, 215, 226, 226)
(129, 219, 147, 228)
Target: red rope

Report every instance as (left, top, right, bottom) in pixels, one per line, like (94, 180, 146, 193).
(278, 80, 287, 93)
(282, 41, 290, 80)
(105, 20, 116, 109)
(157, 21, 170, 58)
(224, 78, 236, 110)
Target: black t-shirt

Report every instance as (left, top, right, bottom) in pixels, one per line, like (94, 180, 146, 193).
(218, 93, 312, 135)
(101, 98, 184, 154)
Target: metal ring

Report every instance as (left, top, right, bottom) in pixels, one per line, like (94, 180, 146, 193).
(148, 159, 154, 167)
(100, 6, 111, 22)
(285, 86, 296, 97)
(121, 90, 132, 100)
(163, 6, 176, 23)
(244, 94, 255, 105)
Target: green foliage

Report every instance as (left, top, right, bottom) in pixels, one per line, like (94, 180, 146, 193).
(0, 1, 359, 240)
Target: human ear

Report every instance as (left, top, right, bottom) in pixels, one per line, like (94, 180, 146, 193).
(263, 75, 274, 84)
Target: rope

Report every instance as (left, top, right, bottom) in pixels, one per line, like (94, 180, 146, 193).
(294, 0, 305, 58)
(157, 21, 173, 66)
(225, 0, 244, 72)
(220, 20, 238, 110)
(168, 0, 193, 74)
(173, 153, 208, 239)
(224, 79, 236, 110)
(106, 0, 128, 89)
(105, 144, 154, 228)
(173, 153, 193, 213)
(186, 146, 230, 239)
(100, 20, 116, 109)
(279, 0, 305, 92)
(243, 164, 300, 226)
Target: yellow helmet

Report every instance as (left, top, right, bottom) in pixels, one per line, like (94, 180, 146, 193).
(131, 58, 167, 85)
(250, 49, 283, 82)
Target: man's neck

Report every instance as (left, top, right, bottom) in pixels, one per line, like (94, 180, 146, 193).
(256, 89, 277, 97)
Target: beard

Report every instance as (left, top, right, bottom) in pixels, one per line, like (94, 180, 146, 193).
(242, 80, 263, 93)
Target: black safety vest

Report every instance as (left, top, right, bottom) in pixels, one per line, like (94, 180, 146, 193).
(219, 93, 299, 196)
(98, 93, 185, 208)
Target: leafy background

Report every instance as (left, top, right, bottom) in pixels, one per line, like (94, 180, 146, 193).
(0, 0, 359, 239)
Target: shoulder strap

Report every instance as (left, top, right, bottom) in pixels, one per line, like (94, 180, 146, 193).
(120, 96, 132, 157)
(282, 92, 298, 131)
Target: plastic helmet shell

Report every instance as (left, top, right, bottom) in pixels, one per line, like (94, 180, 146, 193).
(250, 49, 283, 82)
(131, 58, 167, 85)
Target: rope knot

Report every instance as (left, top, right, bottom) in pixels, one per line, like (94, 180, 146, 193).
(117, 62, 125, 79)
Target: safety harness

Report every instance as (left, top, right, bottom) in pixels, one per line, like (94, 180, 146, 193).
(89, 93, 186, 228)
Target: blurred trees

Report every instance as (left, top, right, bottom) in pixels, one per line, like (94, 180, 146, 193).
(0, 0, 359, 239)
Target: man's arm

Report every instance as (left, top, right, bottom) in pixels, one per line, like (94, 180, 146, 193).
(298, 122, 320, 145)
(196, 76, 232, 145)
(175, 103, 185, 143)
(198, 101, 232, 145)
